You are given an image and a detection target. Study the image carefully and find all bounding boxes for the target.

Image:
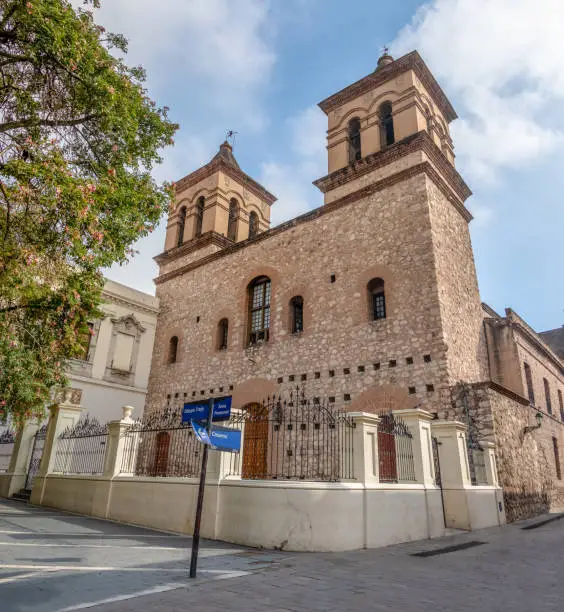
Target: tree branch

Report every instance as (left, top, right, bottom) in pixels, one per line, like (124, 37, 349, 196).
(0, 114, 100, 133)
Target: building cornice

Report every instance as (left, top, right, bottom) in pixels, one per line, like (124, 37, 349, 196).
(155, 159, 470, 285)
(101, 289, 159, 316)
(154, 231, 232, 265)
(174, 157, 277, 206)
(488, 380, 530, 406)
(313, 131, 472, 206)
(318, 51, 457, 122)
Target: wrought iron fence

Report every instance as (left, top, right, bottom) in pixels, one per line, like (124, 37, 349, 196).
(0, 428, 16, 473)
(25, 423, 48, 489)
(377, 413, 416, 483)
(53, 415, 109, 475)
(120, 407, 201, 477)
(225, 389, 355, 482)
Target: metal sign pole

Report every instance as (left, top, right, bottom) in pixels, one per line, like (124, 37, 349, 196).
(189, 396, 213, 579)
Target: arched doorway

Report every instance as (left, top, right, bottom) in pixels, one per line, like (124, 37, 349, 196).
(242, 403, 268, 479)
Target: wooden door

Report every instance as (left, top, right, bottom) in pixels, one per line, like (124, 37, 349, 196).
(242, 403, 268, 479)
(378, 428, 397, 482)
(153, 432, 170, 476)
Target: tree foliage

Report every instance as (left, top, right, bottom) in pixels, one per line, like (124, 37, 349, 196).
(0, 0, 177, 423)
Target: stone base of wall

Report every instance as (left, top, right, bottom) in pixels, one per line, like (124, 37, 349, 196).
(445, 381, 564, 523)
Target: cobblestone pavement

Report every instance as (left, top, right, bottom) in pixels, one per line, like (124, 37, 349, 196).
(1, 499, 564, 611)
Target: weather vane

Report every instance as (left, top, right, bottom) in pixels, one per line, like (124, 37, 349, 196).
(226, 130, 238, 148)
(381, 45, 389, 55)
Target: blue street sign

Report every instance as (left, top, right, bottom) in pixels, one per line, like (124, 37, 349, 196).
(190, 420, 241, 454)
(209, 425, 241, 453)
(182, 396, 232, 423)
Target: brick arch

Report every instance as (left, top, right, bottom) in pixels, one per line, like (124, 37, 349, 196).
(280, 284, 314, 337)
(348, 384, 418, 415)
(357, 264, 396, 322)
(366, 90, 402, 116)
(333, 106, 370, 132)
(163, 327, 183, 365)
(232, 378, 277, 410)
(210, 308, 235, 352)
(238, 267, 282, 346)
(173, 197, 191, 214)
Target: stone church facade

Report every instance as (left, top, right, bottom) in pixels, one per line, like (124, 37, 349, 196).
(146, 50, 564, 522)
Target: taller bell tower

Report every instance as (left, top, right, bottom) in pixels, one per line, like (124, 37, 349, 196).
(314, 50, 459, 204)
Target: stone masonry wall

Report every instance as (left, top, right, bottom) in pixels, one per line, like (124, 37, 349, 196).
(146, 173, 455, 419)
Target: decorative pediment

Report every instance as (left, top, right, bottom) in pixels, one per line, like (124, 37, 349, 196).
(111, 313, 146, 334)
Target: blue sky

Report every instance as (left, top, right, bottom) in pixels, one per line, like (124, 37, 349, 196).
(92, 0, 563, 333)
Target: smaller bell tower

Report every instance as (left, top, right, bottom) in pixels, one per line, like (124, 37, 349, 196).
(164, 141, 277, 251)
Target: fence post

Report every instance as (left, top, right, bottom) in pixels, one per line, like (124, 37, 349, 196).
(347, 412, 380, 483)
(478, 440, 499, 487)
(30, 389, 83, 506)
(103, 406, 135, 478)
(0, 421, 39, 498)
(393, 408, 436, 485)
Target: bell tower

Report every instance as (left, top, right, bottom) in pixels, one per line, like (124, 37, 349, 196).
(163, 141, 277, 252)
(314, 50, 459, 204)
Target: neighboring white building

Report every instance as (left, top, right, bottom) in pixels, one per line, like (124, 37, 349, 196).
(67, 279, 159, 422)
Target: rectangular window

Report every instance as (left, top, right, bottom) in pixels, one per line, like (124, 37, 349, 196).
(372, 292, 386, 320)
(112, 333, 134, 371)
(558, 390, 564, 422)
(544, 378, 552, 415)
(524, 362, 535, 405)
(77, 322, 94, 361)
(553, 437, 562, 480)
(249, 279, 271, 344)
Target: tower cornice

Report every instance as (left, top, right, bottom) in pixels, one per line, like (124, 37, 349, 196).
(313, 130, 471, 206)
(318, 50, 457, 123)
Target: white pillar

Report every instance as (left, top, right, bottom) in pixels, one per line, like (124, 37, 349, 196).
(431, 420, 471, 488)
(393, 408, 436, 486)
(0, 421, 40, 498)
(347, 412, 380, 483)
(30, 396, 83, 505)
(103, 406, 135, 478)
(479, 440, 499, 487)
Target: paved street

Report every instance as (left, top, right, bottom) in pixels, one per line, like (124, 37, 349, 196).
(1, 499, 564, 611)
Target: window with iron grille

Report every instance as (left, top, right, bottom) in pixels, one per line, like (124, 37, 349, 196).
(553, 437, 562, 480)
(368, 278, 386, 321)
(248, 276, 271, 345)
(194, 197, 204, 237)
(227, 199, 238, 241)
(348, 117, 361, 163)
(524, 362, 535, 405)
(217, 318, 229, 350)
(544, 378, 552, 415)
(290, 296, 304, 334)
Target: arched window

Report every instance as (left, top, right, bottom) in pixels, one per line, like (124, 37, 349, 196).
(379, 102, 395, 148)
(348, 117, 362, 163)
(368, 278, 386, 321)
(194, 196, 204, 238)
(217, 318, 229, 350)
(544, 378, 552, 415)
(290, 296, 304, 334)
(248, 211, 259, 239)
(153, 432, 170, 476)
(168, 336, 178, 364)
(248, 276, 271, 344)
(177, 207, 186, 247)
(227, 199, 239, 241)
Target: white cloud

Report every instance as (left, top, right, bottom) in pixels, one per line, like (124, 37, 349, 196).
(392, 0, 564, 182)
(260, 105, 326, 225)
(93, 0, 275, 130)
